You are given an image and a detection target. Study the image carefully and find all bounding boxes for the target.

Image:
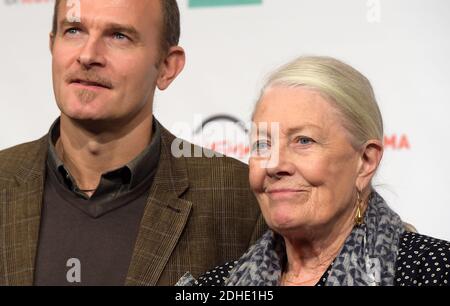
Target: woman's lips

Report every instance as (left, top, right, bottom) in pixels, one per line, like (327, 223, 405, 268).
(265, 188, 306, 200)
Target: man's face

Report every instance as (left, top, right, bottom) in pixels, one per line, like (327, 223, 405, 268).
(51, 0, 164, 124)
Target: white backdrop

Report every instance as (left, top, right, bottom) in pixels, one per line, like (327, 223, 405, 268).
(1, 0, 449, 241)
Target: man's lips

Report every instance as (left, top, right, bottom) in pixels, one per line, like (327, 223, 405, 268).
(70, 79, 112, 90)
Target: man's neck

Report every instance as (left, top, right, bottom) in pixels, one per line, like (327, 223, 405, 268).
(56, 112, 154, 192)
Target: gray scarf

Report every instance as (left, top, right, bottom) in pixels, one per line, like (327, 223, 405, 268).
(225, 191, 405, 286)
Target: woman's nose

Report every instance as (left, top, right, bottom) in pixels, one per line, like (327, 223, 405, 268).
(265, 148, 296, 179)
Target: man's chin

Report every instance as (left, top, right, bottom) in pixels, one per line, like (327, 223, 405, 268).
(63, 109, 107, 122)
(61, 107, 114, 126)
(65, 115, 122, 134)
(59, 98, 108, 119)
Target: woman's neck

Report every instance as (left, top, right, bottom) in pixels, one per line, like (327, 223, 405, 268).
(280, 200, 365, 285)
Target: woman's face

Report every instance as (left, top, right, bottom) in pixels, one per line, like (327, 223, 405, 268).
(250, 86, 362, 235)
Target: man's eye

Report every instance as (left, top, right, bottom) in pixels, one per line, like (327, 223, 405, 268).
(113, 32, 128, 40)
(64, 28, 81, 35)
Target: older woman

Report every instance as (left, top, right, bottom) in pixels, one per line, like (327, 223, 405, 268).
(177, 56, 450, 286)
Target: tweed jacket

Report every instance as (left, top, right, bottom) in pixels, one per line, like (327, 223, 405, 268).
(0, 121, 266, 285)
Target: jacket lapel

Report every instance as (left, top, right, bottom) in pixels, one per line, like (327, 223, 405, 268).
(125, 125, 192, 286)
(0, 137, 47, 285)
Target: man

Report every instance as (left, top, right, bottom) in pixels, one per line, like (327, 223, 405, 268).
(0, 0, 265, 285)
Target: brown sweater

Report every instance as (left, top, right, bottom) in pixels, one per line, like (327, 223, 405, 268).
(34, 161, 154, 285)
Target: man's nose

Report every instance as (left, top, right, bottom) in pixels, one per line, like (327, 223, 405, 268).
(77, 36, 106, 69)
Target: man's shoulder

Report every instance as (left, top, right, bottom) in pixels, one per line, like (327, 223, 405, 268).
(0, 137, 47, 185)
(183, 145, 250, 186)
(184, 145, 249, 170)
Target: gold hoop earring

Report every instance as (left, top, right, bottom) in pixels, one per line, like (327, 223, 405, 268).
(355, 190, 364, 226)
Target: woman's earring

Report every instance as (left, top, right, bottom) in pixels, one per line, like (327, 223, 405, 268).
(355, 190, 364, 226)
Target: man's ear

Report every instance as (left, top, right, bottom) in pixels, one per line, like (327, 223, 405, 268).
(49, 32, 55, 54)
(156, 46, 186, 91)
(355, 139, 384, 191)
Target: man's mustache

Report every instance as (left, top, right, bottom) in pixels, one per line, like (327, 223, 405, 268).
(65, 72, 113, 89)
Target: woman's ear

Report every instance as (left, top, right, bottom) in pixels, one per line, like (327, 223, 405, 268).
(356, 139, 384, 191)
(156, 46, 186, 91)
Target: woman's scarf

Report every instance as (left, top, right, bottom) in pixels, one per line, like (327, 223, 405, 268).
(225, 191, 405, 286)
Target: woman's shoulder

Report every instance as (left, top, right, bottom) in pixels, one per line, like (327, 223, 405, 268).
(194, 261, 237, 286)
(395, 231, 450, 286)
(398, 231, 450, 258)
(193, 232, 450, 286)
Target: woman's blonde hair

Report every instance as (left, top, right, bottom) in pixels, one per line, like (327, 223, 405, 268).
(257, 56, 383, 147)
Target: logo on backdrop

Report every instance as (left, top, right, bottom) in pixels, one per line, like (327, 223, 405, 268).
(171, 113, 411, 163)
(192, 114, 251, 162)
(383, 134, 410, 150)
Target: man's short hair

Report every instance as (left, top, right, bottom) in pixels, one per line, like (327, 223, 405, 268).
(51, 0, 180, 54)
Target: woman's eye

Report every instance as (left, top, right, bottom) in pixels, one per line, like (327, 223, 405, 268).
(296, 137, 314, 145)
(252, 140, 271, 155)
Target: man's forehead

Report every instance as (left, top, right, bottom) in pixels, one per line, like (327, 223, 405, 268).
(78, 0, 133, 9)
(58, 0, 159, 16)
(57, 0, 162, 27)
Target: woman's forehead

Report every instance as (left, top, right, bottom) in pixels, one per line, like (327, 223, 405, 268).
(253, 86, 342, 129)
